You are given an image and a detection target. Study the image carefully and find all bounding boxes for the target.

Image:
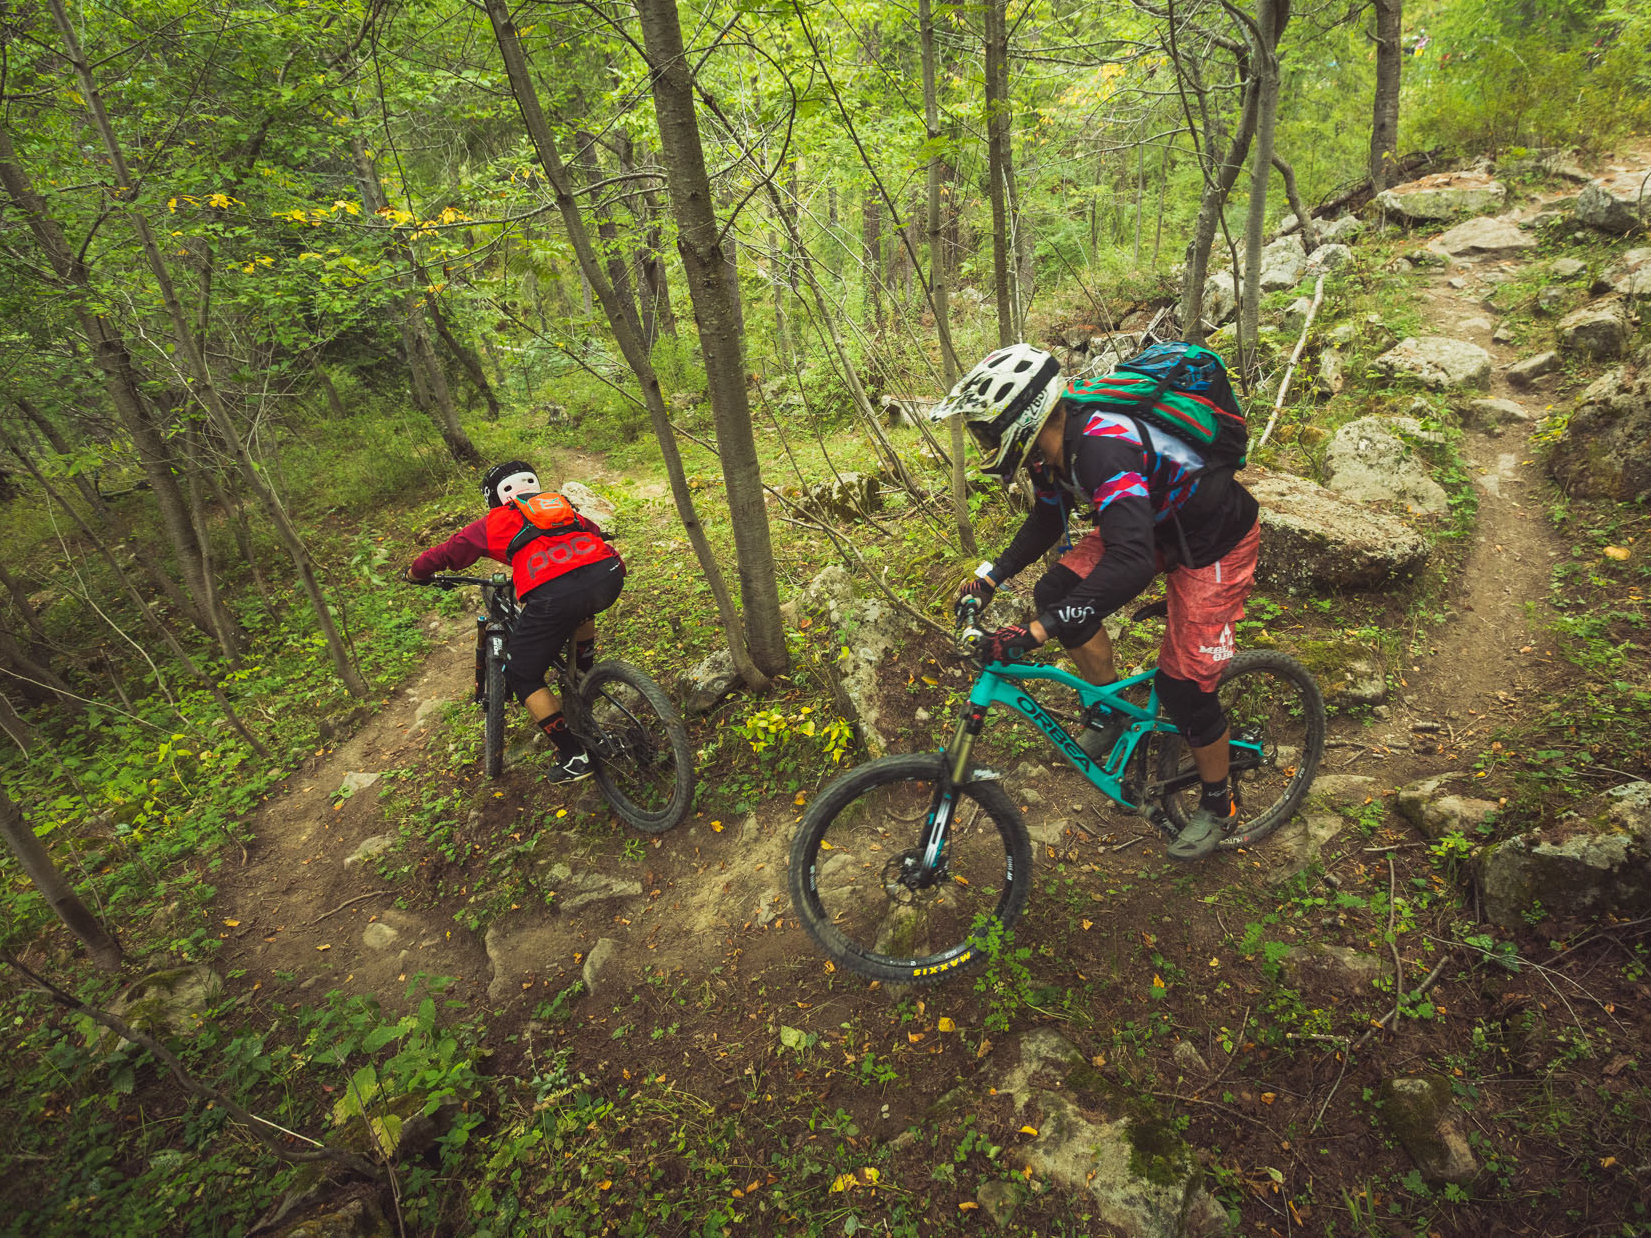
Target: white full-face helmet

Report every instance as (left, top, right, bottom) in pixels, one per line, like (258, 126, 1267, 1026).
(482, 459, 540, 508)
(929, 344, 1063, 481)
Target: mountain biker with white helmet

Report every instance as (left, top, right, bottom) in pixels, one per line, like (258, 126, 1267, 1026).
(933, 344, 1261, 860)
(405, 460, 625, 783)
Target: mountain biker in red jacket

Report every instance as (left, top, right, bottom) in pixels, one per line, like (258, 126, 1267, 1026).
(406, 461, 625, 783)
(933, 345, 1260, 861)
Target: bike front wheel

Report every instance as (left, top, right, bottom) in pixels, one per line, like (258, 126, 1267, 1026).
(484, 650, 507, 780)
(789, 753, 1032, 985)
(1155, 650, 1326, 848)
(578, 660, 694, 833)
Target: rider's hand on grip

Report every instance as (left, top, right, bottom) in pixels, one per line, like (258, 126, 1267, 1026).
(982, 623, 1039, 665)
(404, 566, 432, 586)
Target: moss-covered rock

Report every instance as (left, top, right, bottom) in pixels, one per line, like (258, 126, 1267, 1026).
(1379, 1075, 1480, 1185)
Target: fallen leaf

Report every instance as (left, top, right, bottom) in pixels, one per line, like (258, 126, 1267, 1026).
(1081, 918, 1093, 930)
(794, 791, 807, 805)
(908, 1032, 925, 1043)
(958, 1202, 979, 1212)
(317, 944, 332, 951)
(1603, 546, 1630, 561)
(711, 820, 724, 832)
(1019, 1125, 1039, 1136)
(223, 919, 240, 927)
(1261, 1092, 1276, 1104)
(938, 1017, 956, 1032)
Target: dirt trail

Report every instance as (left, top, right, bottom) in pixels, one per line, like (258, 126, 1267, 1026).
(210, 178, 1622, 1018)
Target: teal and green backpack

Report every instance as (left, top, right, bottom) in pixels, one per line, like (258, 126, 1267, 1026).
(1065, 342, 1248, 476)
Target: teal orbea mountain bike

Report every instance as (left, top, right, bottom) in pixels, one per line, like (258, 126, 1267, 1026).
(789, 597, 1325, 984)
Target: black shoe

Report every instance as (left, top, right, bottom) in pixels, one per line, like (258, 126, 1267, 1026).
(1076, 706, 1126, 764)
(1168, 804, 1236, 861)
(547, 748, 593, 784)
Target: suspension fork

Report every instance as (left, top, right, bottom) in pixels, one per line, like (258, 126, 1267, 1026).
(917, 705, 988, 877)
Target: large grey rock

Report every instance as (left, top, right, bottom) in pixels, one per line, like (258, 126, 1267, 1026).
(105, 966, 224, 1047)
(1431, 216, 1536, 257)
(1315, 348, 1346, 399)
(1319, 215, 1367, 244)
(1247, 468, 1429, 590)
(344, 834, 395, 866)
(1506, 350, 1561, 388)
(1325, 416, 1450, 514)
(362, 922, 400, 951)
(558, 871, 643, 914)
(680, 648, 742, 715)
(1556, 300, 1630, 359)
(990, 1030, 1226, 1238)
(1373, 337, 1492, 391)
(1548, 346, 1651, 501)
(1258, 235, 1308, 290)
(582, 937, 623, 994)
(1599, 247, 1651, 297)
(800, 471, 881, 523)
(1574, 170, 1651, 234)
(1267, 812, 1347, 883)
(1463, 398, 1533, 431)
(1551, 257, 1586, 279)
(1381, 1076, 1481, 1185)
(1279, 944, 1384, 994)
(338, 770, 380, 798)
(559, 480, 617, 531)
(1375, 172, 1506, 222)
(800, 565, 902, 757)
(1304, 242, 1354, 276)
(1480, 781, 1651, 928)
(1394, 774, 1499, 841)
(1200, 269, 1241, 328)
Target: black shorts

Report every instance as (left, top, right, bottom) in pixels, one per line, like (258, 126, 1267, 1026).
(505, 558, 626, 701)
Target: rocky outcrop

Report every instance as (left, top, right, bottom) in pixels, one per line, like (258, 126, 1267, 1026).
(800, 471, 881, 523)
(1319, 215, 1366, 244)
(1596, 247, 1651, 297)
(1547, 346, 1651, 502)
(1462, 398, 1533, 433)
(1381, 1075, 1481, 1185)
(1506, 350, 1561, 389)
(1394, 774, 1499, 841)
(1574, 169, 1651, 234)
(799, 564, 905, 757)
(1556, 299, 1630, 359)
(1373, 337, 1492, 390)
(560, 480, 617, 530)
(988, 1030, 1226, 1238)
(1325, 416, 1449, 514)
(1430, 216, 1536, 257)
(1479, 781, 1651, 928)
(1304, 242, 1354, 276)
(1246, 467, 1429, 590)
(680, 649, 741, 715)
(1258, 235, 1307, 290)
(105, 966, 224, 1048)
(1374, 171, 1506, 222)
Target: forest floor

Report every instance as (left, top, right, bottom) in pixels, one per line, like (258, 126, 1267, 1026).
(199, 166, 1651, 1236)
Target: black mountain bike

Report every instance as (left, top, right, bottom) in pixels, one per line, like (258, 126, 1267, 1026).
(430, 573, 695, 834)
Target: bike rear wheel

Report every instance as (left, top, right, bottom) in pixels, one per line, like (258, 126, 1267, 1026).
(484, 650, 507, 780)
(578, 660, 694, 833)
(1154, 651, 1326, 848)
(789, 753, 1032, 985)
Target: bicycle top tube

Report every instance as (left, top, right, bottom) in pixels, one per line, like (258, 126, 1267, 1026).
(961, 658, 1170, 809)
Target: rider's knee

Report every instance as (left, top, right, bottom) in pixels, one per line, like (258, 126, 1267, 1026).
(1031, 565, 1079, 616)
(1154, 670, 1226, 748)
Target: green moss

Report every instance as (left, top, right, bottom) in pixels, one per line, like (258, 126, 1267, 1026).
(1123, 1114, 1194, 1188)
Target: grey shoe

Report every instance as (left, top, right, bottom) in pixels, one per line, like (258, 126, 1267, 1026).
(1076, 708, 1126, 764)
(1167, 805, 1235, 861)
(547, 748, 593, 784)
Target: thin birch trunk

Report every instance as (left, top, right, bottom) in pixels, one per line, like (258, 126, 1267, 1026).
(1, 787, 123, 970)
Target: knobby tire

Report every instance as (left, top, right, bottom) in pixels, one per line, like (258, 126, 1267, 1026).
(484, 651, 507, 780)
(789, 753, 1033, 985)
(579, 660, 694, 833)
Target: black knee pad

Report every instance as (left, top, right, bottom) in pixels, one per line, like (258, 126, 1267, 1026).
(1031, 564, 1080, 616)
(1155, 670, 1226, 748)
(1032, 565, 1106, 648)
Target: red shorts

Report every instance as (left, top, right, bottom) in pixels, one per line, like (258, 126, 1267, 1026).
(1054, 520, 1260, 692)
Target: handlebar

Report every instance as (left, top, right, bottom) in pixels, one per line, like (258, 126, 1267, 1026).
(953, 595, 987, 664)
(424, 573, 509, 592)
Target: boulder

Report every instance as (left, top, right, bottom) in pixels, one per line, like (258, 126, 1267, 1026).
(1551, 257, 1586, 279)
(343, 834, 394, 866)
(337, 770, 380, 798)
(362, 922, 400, 951)
(1318, 215, 1366, 244)
(559, 480, 617, 531)
(1381, 1076, 1481, 1185)
(1246, 467, 1429, 591)
(1598, 247, 1651, 296)
(1462, 398, 1533, 432)
(1200, 269, 1240, 327)
(1394, 774, 1499, 841)
(1293, 638, 1387, 704)
(105, 966, 224, 1048)
(1266, 812, 1346, 883)
(1506, 350, 1561, 389)
(799, 564, 903, 756)
(1315, 348, 1346, 399)
(1373, 337, 1492, 391)
(1088, 332, 1145, 367)
(558, 871, 644, 914)
(1547, 347, 1651, 502)
(1574, 170, 1651, 234)
(1374, 171, 1506, 222)
(1281, 296, 1314, 334)
(1556, 300, 1629, 359)
(582, 937, 623, 994)
(1258, 235, 1308, 290)
(988, 1030, 1226, 1238)
(1430, 216, 1536, 257)
(1304, 242, 1354, 276)
(1278, 943, 1384, 994)
(800, 471, 881, 523)
(263, 1196, 391, 1238)
(1535, 285, 1569, 316)
(680, 648, 741, 715)
(1479, 781, 1651, 928)
(1325, 416, 1450, 514)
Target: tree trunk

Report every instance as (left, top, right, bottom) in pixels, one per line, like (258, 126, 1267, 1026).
(1370, 0, 1403, 190)
(618, 133, 676, 346)
(922, 0, 976, 555)
(423, 287, 502, 421)
(634, 0, 789, 679)
(861, 194, 883, 326)
(49, 0, 369, 699)
(1239, 0, 1289, 375)
(1273, 154, 1315, 253)
(0, 692, 35, 754)
(485, 0, 772, 692)
(347, 136, 480, 465)
(1176, 49, 1261, 344)
(0, 561, 48, 647)
(984, 0, 1015, 346)
(0, 786, 123, 970)
(574, 129, 644, 342)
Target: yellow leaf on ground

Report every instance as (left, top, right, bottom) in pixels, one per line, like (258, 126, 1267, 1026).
(938, 1017, 957, 1032)
(959, 1201, 979, 1211)
(317, 944, 331, 951)
(712, 820, 724, 832)
(1019, 1125, 1039, 1136)
(1603, 546, 1630, 560)
(223, 919, 240, 927)
(794, 792, 807, 805)
(1261, 1092, 1276, 1104)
